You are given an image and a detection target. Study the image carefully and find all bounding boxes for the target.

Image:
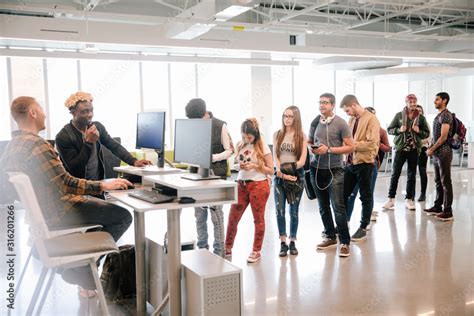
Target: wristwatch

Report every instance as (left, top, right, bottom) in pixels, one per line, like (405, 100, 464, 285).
(327, 147, 332, 154)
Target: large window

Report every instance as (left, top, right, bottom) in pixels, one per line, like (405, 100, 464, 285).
(10, 57, 46, 138)
(142, 61, 171, 147)
(271, 66, 293, 135)
(335, 70, 355, 121)
(355, 80, 374, 109)
(46, 59, 79, 139)
(0, 57, 10, 140)
(80, 60, 140, 149)
(170, 63, 196, 122)
(294, 66, 334, 134)
(374, 80, 408, 129)
(197, 63, 251, 142)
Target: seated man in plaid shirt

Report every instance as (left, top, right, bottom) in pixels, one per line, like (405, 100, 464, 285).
(1, 96, 133, 298)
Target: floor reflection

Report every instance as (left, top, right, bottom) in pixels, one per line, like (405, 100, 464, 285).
(0, 169, 472, 315)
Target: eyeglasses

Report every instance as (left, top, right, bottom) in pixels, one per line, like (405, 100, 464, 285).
(282, 114, 294, 119)
(319, 100, 332, 105)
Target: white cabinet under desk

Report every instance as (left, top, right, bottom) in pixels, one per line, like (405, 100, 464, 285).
(144, 173, 238, 205)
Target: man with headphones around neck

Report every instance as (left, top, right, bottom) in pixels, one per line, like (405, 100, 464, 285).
(309, 93, 355, 257)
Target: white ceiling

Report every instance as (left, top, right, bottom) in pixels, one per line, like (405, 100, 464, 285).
(0, 0, 473, 68)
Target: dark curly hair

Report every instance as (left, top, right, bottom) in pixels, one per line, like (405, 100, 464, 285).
(185, 98, 206, 118)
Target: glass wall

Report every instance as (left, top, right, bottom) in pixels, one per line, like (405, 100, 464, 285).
(10, 57, 46, 138)
(47, 59, 79, 139)
(197, 63, 251, 141)
(0, 57, 10, 141)
(271, 66, 293, 134)
(1, 56, 472, 151)
(142, 61, 171, 147)
(170, 63, 196, 121)
(374, 80, 409, 129)
(294, 66, 334, 134)
(80, 60, 140, 149)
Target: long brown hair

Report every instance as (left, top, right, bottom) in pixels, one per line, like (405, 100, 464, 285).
(239, 118, 266, 172)
(276, 105, 304, 159)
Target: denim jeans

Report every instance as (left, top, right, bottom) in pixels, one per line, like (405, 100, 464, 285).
(433, 151, 453, 212)
(346, 163, 378, 221)
(274, 168, 304, 239)
(344, 163, 374, 229)
(418, 147, 428, 196)
(310, 166, 350, 245)
(388, 149, 419, 199)
(195, 205, 225, 257)
(58, 196, 133, 289)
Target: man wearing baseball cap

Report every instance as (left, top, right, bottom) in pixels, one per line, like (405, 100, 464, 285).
(383, 94, 430, 211)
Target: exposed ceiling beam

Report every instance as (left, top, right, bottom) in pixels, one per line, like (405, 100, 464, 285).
(346, 0, 449, 30)
(153, 0, 185, 13)
(84, 0, 101, 12)
(411, 17, 474, 34)
(269, 1, 328, 24)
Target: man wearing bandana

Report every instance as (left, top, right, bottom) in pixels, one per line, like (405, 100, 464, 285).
(383, 94, 430, 211)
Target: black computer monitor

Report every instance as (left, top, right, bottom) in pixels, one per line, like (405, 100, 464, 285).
(136, 111, 166, 167)
(174, 119, 219, 181)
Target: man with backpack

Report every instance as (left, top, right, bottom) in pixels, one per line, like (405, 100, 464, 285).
(424, 92, 454, 221)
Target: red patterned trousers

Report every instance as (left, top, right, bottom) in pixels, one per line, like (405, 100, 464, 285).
(225, 179, 270, 252)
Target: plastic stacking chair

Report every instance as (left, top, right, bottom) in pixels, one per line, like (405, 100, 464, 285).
(8, 172, 119, 316)
(9, 220, 102, 316)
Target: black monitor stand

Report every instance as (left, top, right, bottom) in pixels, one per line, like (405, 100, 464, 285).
(181, 167, 220, 181)
(155, 149, 165, 168)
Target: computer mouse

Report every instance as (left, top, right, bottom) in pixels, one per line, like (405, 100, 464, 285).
(178, 196, 196, 204)
(127, 184, 135, 190)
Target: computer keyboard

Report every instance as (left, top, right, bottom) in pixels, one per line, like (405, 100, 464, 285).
(128, 190, 175, 204)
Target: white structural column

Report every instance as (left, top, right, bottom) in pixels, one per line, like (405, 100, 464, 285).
(251, 65, 273, 144)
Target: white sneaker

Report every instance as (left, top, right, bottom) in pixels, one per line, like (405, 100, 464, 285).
(370, 213, 377, 221)
(383, 198, 395, 210)
(405, 199, 416, 210)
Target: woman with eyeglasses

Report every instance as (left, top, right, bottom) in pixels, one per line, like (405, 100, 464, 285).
(273, 106, 307, 257)
(225, 118, 274, 263)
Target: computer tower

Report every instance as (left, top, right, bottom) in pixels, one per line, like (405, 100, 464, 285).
(181, 249, 242, 316)
(147, 235, 195, 312)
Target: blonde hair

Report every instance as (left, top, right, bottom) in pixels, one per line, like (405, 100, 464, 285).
(276, 105, 304, 160)
(64, 91, 93, 110)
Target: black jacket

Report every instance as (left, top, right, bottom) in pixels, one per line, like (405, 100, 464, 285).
(55, 121, 136, 179)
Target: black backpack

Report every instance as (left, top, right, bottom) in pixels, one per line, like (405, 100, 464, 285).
(100, 244, 136, 303)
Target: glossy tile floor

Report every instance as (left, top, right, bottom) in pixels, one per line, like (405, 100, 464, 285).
(1, 168, 473, 315)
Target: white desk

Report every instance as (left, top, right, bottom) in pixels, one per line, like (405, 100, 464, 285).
(109, 173, 237, 316)
(114, 165, 184, 177)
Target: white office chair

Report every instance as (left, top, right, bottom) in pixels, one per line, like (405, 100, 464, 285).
(384, 149, 394, 173)
(8, 172, 119, 316)
(459, 142, 468, 167)
(9, 219, 102, 316)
